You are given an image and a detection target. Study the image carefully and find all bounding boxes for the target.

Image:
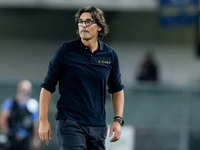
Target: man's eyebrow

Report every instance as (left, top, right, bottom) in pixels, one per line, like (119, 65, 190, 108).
(79, 17, 93, 20)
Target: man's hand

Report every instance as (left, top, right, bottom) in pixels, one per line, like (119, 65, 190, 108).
(38, 120, 51, 145)
(32, 136, 41, 150)
(109, 122, 122, 142)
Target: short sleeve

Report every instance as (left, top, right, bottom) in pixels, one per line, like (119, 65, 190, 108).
(1, 98, 14, 112)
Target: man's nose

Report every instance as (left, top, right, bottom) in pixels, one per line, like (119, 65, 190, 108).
(82, 22, 87, 27)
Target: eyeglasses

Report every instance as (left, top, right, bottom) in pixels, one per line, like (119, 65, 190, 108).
(77, 19, 96, 27)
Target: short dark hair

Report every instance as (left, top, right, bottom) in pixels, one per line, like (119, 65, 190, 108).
(75, 6, 109, 39)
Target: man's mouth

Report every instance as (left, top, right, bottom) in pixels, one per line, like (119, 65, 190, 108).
(81, 29, 89, 33)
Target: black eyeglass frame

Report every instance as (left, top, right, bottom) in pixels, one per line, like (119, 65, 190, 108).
(77, 19, 96, 27)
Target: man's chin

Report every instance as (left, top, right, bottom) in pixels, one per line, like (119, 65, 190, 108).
(81, 36, 91, 41)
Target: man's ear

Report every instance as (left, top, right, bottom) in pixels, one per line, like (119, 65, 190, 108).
(98, 26, 102, 32)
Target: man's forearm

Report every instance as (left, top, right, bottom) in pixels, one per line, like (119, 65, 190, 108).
(38, 88, 52, 145)
(0, 112, 9, 133)
(111, 90, 124, 117)
(109, 90, 124, 142)
(39, 88, 52, 122)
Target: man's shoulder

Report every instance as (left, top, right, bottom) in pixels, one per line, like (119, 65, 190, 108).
(2, 98, 14, 111)
(3, 98, 14, 104)
(99, 40, 116, 52)
(55, 39, 77, 55)
(56, 38, 79, 54)
(63, 38, 79, 47)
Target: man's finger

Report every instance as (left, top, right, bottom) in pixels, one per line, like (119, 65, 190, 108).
(109, 130, 113, 137)
(109, 125, 115, 137)
(39, 132, 49, 145)
(48, 129, 51, 140)
(110, 136, 118, 142)
(44, 134, 49, 145)
(110, 130, 120, 142)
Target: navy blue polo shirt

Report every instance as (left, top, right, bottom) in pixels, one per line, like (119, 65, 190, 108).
(41, 37, 124, 126)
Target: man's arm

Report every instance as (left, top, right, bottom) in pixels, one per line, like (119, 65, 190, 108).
(109, 90, 124, 142)
(38, 88, 52, 145)
(0, 111, 10, 133)
(32, 122, 41, 149)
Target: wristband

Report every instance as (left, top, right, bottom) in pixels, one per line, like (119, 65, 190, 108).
(114, 116, 124, 126)
(114, 116, 123, 120)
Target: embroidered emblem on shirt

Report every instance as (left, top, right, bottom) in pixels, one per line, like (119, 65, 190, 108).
(98, 60, 111, 64)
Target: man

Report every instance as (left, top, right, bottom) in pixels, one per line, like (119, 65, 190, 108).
(38, 6, 124, 150)
(136, 50, 159, 82)
(0, 80, 40, 150)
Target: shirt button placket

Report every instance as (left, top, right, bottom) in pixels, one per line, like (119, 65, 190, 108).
(85, 47, 93, 62)
(90, 54, 93, 62)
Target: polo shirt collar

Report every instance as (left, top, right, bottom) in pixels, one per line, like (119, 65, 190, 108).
(76, 37, 103, 51)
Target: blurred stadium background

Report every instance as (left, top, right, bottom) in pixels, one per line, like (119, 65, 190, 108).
(0, 0, 200, 150)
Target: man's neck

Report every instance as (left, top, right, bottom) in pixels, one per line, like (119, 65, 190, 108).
(81, 38, 99, 53)
(16, 94, 29, 103)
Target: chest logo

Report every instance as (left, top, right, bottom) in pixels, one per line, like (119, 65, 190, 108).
(98, 60, 111, 64)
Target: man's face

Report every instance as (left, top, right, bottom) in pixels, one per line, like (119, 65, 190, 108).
(78, 12, 101, 41)
(17, 81, 32, 97)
